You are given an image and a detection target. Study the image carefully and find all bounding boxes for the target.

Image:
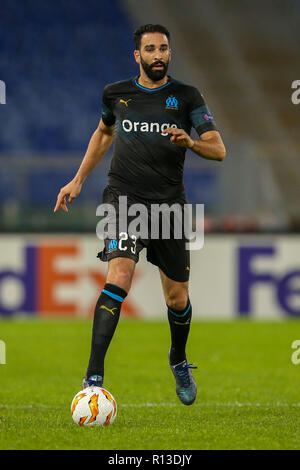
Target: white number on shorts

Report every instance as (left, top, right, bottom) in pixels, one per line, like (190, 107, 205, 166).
(131, 235, 137, 254)
(118, 232, 137, 254)
(118, 232, 128, 251)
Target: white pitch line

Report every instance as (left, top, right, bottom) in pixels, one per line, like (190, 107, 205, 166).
(1, 402, 300, 410)
(120, 402, 300, 408)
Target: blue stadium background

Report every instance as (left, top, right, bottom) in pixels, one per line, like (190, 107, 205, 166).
(0, 0, 299, 232)
(0, 0, 137, 152)
(0, 0, 223, 231)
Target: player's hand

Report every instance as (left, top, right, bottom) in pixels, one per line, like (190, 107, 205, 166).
(165, 128, 194, 149)
(54, 179, 82, 213)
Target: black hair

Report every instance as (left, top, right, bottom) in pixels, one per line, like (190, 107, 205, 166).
(134, 24, 170, 50)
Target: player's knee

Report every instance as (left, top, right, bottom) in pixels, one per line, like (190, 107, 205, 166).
(165, 288, 189, 311)
(107, 269, 133, 292)
(107, 258, 135, 292)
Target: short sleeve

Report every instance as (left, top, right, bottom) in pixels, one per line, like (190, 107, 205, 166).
(101, 85, 116, 126)
(189, 87, 217, 136)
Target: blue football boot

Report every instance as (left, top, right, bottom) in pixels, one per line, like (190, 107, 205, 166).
(82, 374, 103, 389)
(169, 353, 197, 405)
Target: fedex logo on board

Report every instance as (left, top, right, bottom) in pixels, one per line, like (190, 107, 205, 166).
(0, 242, 137, 317)
(238, 245, 300, 316)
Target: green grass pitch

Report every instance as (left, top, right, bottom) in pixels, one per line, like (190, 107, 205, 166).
(0, 318, 300, 450)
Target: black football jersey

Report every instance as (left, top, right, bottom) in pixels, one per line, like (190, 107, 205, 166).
(101, 76, 217, 201)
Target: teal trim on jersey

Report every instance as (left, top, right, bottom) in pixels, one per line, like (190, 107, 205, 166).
(190, 104, 214, 129)
(134, 79, 171, 92)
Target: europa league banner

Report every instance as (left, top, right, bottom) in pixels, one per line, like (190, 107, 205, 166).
(0, 234, 299, 319)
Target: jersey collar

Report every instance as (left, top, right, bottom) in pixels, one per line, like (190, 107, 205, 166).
(133, 75, 172, 92)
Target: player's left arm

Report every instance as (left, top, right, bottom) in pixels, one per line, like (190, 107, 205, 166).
(165, 128, 226, 161)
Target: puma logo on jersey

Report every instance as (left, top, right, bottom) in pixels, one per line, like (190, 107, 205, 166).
(100, 305, 117, 316)
(120, 99, 132, 107)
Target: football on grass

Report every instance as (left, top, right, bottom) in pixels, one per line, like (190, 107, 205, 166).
(71, 387, 117, 426)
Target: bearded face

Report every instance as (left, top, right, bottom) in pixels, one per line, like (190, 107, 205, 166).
(135, 32, 171, 82)
(140, 55, 170, 81)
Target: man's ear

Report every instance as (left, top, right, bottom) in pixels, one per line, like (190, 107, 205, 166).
(134, 49, 140, 64)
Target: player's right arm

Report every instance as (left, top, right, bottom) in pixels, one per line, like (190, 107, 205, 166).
(54, 119, 114, 213)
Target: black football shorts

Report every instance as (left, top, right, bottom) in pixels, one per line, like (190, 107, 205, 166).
(97, 185, 190, 282)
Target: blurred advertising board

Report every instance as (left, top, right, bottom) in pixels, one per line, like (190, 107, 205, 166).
(0, 235, 299, 318)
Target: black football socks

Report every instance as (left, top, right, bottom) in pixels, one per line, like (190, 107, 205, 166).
(167, 299, 192, 366)
(85, 283, 127, 380)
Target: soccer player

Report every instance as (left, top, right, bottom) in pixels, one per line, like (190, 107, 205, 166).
(54, 24, 226, 405)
